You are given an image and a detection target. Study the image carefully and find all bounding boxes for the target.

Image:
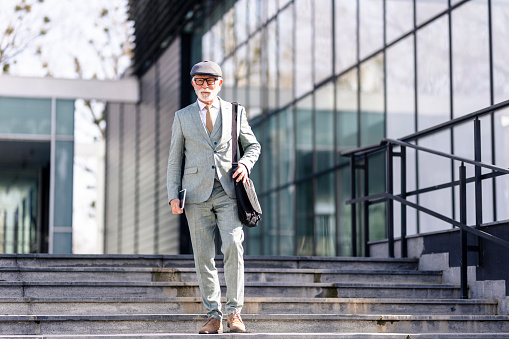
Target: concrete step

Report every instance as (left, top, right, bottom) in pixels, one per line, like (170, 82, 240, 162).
(1, 314, 509, 335)
(0, 267, 442, 284)
(0, 297, 497, 316)
(0, 281, 461, 299)
(0, 254, 419, 271)
(3, 334, 509, 339)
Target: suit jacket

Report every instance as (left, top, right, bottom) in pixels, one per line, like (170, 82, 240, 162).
(167, 97, 261, 204)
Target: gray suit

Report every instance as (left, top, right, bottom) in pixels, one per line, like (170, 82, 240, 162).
(167, 98, 260, 204)
(166, 97, 260, 321)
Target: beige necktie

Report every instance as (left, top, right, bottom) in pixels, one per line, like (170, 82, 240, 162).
(205, 105, 213, 133)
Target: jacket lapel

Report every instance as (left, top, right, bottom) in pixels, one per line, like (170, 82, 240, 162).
(189, 101, 214, 147)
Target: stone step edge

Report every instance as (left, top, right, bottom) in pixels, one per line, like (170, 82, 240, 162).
(0, 296, 496, 304)
(0, 254, 419, 263)
(3, 334, 509, 339)
(1, 314, 509, 321)
(2, 334, 509, 338)
(0, 281, 459, 288)
(0, 267, 439, 275)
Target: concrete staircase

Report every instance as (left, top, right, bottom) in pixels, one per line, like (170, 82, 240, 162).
(0, 254, 508, 338)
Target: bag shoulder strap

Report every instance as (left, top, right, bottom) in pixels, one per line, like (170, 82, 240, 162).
(231, 102, 239, 166)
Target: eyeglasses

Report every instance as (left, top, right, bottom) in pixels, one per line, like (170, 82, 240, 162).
(193, 78, 218, 86)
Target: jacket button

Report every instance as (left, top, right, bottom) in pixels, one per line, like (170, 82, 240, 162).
(212, 166, 215, 169)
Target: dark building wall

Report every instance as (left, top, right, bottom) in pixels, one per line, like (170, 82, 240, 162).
(105, 38, 181, 254)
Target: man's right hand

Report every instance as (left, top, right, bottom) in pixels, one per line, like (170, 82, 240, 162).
(170, 199, 183, 214)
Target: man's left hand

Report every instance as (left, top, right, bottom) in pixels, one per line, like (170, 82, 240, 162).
(233, 163, 249, 185)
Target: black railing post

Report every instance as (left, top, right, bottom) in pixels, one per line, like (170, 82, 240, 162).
(350, 156, 357, 257)
(363, 154, 370, 257)
(386, 145, 395, 258)
(474, 118, 484, 266)
(459, 162, 469, 299)
(400, 146, 408, 258)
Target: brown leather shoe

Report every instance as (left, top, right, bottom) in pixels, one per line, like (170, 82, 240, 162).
(227, 312, 246, 333)
(198, 317, 223, 334)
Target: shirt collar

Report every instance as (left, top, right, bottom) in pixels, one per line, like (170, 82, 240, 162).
(197, 97, 220, 111)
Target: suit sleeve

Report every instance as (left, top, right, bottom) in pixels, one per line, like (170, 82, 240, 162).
(238, 105, 261, 173)
(167, 112, 184, 204)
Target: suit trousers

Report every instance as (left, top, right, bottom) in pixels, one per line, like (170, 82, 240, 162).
(185, 180, 245, 320)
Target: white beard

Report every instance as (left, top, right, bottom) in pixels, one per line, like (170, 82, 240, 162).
(195, 86, 220, 103)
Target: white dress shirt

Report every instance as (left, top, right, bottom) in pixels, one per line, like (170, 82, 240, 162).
(197, 98, 220, 133)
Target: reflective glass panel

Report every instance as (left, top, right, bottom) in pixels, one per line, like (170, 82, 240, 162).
(386, 37, 415, 139)
(263, 192, 278, 255)
(248, 32, 262, 119)
(248, 0, 260, 35)
(296, 96, 313, 178)
(267, 20, 278, 111)
(0, 97, 51, 135)
(296, 179, 313, 255)
(335, 0, 357, 74)
(336, 166, 352, 256)
(359, 0, 384, 60)
(235, 0, 248, 44)
(314, 0, 333, 84)
(262, 114, 278, 191)
(279, 185, 295, 255)
(336, 68, 358, 162)
(234, 45, 248, 109)
(278, 107, 295, 185)
(295, 0, 313, 98)
(452, 0, 489, 118)
(494, 108, 509, 220)
(223, 7, 236, 56)
(416, 0, 448, 26)
(221, 57, 235, 102)
(56, 100, 74, 136)
(211, 20, 223, 63)
(492, 0, 509, 104)
(278, 5, 294, 107)
(386, 0, 414, 43)
(417, 16, 450, 130)
(315, 83, 334, 172)
(315, 173, 336, 256)
(54, 141, 74, 227)
(360, 54, 385, 146)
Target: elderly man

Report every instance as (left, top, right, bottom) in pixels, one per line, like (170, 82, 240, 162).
(167, 60, 261, 334)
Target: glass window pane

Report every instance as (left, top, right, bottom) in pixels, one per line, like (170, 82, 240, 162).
(494, 107, 509, 220)
(248, 0, 260, 35)
(263, 192, 278, 255)
(314, 0, 333, 84)
(335, 0, 357, 74)
(279, 186, 295, 256)
(234, 45, 248, 109)
(296, 96, 313, 178)
(336, 68, 359, 162)
(492, 0, 509, 104)
(202, 31, 212, 61)
(267, 20, 278, 111)
(386, 37, 415, 139)
(295, 0, 313, 98)
(54, 141, 74, 227)
(262, 114, 278, 191)
(452, 0, 490, 118)
(416, 0, 448, 26)
(386, 0, 414, 43)
(279, 107, 295, 185)
(417, 15, 450, 130)
(417, 131, 452, 233)
(221, 57, 235, 102)
(315, 83, 334, 172)
(315, 173, 336, 256)
(56, 100, 75, 136)
(337, 166, 352, 256)
(279, 5, 294, 107)
(359, 0, 384, 60)
(360, 54, 385, 146)
(224, 7, 236, 56)
(235, 0, 248, 44)
(248, 32, 262, 119)
(296, 179, 313, 255)
(211, 21, 223, 63)
(0, 97, 51, 135)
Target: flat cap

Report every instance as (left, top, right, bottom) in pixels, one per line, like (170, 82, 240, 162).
(190, 60, 222, 78)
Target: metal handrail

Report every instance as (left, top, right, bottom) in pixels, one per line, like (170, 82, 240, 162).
(342, 107, 509, 299)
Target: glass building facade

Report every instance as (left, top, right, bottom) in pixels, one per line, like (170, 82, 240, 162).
(0, 96, 74, 253)
(193, 0, 509, 256)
